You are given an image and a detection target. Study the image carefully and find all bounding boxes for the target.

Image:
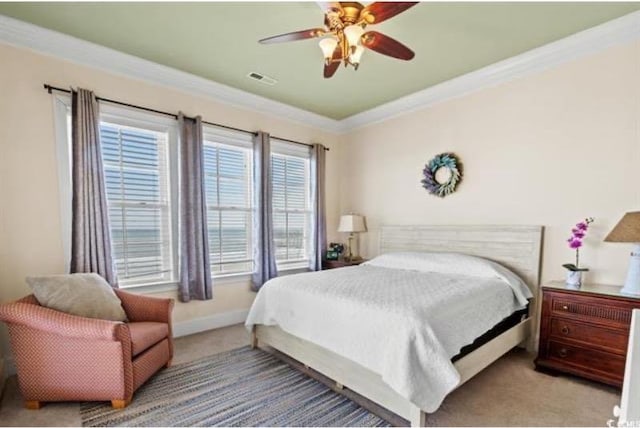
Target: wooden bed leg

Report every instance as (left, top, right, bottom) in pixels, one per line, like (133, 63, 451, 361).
(111, 399, 131, 409)
(251, 326, 258, 349)
(25, 400, 41, 410)
(409, 406, 427, 427)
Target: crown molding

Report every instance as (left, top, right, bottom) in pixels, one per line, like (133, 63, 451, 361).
(1, 11, 639, 134)
(0, 14, 344, 133)
(340, 10, 640, 131)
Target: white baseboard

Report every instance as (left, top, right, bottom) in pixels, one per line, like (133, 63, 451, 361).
(172, 309, 249, 338)
(1, 310, 248, 378)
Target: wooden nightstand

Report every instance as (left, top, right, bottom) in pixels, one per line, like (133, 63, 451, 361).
(535, 281, 640, 387)
(322, 259, 367, 270)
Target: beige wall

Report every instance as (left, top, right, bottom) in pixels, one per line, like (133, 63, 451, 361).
(341, 40, 640, 286)
(1, 36, 639, 362)
(0, 43, 344, 327)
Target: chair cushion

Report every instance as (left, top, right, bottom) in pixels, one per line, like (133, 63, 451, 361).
(128, 322, 169, 357)
(26, 273, 127, 322)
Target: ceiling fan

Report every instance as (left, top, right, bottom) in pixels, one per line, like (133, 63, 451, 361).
(259, 2, 418, 78)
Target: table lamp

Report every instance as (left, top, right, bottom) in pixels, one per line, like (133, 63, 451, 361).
(338, 214, 367, 261)
(605, 212, 640, 296)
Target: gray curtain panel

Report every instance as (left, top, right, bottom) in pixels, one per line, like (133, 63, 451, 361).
(70, 88, 117, 287)
(252, 131, 278, 290)
(178, 113, 213, 302)
(310, 144, 327, 271)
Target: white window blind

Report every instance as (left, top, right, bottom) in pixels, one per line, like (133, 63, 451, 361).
(203, 127, 253, 276)
(271, 140, 312, 269)
(100, 121, 173, 286)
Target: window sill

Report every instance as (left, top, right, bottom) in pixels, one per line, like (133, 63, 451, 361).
(120, 267, 315, 294)
(119, 273, 252, 294)
(277, 266, 311, 276)
(213, 273, 252, 285)
(119, 281, 178, 295)
(277, 259, 311, 272)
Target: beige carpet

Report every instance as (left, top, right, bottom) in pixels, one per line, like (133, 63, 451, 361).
(0, 324, 620, 427)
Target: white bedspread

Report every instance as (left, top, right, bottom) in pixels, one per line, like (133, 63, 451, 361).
(245, 262, 530, 413)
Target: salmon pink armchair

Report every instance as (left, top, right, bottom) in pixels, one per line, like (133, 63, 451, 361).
(0, 289, 174, 409)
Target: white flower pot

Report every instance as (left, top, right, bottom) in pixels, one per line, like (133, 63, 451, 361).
(566, 270, 583, 289)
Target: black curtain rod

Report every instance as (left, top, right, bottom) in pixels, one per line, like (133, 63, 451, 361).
(44, 84, 329, 151)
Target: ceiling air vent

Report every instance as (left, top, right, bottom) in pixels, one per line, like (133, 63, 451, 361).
(247, 72, 277, 86)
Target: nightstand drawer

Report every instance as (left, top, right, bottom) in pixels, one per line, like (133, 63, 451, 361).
(551, 295, 632, 327)
(549, 318, 628, 353)
(548, 340, 625, 379)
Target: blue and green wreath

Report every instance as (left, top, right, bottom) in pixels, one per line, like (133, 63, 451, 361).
(421, 153, 463, 197)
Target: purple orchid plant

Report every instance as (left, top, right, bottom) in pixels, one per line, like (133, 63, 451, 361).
(562, 217, 594, 272)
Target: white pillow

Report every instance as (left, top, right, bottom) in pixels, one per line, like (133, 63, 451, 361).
(363, 252, 532, 306)
(27, 273, 127, 322)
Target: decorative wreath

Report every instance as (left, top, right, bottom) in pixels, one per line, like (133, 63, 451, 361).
(421, 153, 463, 198)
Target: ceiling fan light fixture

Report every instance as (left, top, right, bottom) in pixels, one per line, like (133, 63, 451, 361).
(318, 37, 338, 62)
(343, 24, 365, 50)
(350, 45, 365, 69)
(259, 2, 418, 79)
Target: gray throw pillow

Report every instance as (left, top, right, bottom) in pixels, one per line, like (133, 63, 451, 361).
(26, 273, 127, 322)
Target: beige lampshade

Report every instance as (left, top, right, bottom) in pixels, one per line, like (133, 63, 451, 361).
(604, 212, 640, 242)
(338, 214, 366, 233)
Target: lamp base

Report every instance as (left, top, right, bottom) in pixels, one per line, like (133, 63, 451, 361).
(345, 234, 354, 262)
(620, 244, 640, 296)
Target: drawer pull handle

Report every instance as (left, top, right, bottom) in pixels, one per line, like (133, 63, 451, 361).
(562, 305, 569, 310)
(558, 348, 568, 358)
(561, 326, 570, 335)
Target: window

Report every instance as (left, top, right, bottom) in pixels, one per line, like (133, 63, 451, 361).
(99, 112, 176, 287)
(203, 127, 254, 276)
(272, 140, 312, 270)
(53, 95, 315, 289)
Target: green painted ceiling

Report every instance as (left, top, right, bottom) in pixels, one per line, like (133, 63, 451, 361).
(1, 2, 639, 119)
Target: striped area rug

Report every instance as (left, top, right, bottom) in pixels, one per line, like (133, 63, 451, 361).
(80, 346, 390, 427)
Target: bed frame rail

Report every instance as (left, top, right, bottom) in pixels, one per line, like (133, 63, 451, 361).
(254, 318, 531, 427)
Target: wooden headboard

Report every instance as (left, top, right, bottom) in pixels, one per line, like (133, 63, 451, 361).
(379, 225, 543, 293)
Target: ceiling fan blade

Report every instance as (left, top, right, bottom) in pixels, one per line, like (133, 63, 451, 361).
(323, 45, 343, 78)
(361, 2, 418, 24)
(361, 31, 414, 60)
(316, 1, 342, 14)
(259, 28, 325, 44)
(324, 61, 340, 79)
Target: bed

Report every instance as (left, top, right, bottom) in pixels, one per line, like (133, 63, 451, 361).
(246, 225, 543, 426)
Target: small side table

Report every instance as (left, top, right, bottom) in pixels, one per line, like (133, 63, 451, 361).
(535, 281, 640, 387)
(322, 259, 367, 270)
